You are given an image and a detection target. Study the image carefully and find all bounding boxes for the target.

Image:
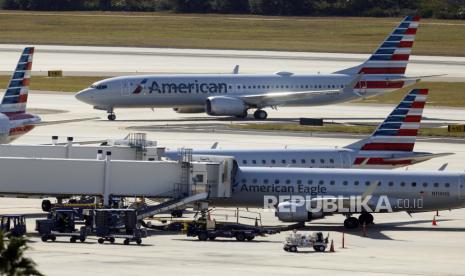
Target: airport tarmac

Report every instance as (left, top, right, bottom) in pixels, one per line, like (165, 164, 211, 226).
(1, 44, 465, 81)
(2, 199, 465, 275)
(2, 91, 465, 275)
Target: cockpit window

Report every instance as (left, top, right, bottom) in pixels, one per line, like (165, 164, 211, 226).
(90, 84, 108, 90)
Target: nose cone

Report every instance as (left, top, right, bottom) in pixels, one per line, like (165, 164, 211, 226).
(75, 88, 96, 105)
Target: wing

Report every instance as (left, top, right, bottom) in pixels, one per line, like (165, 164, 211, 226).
(238, 73, 362, 107)
(239, 89, 341, 107)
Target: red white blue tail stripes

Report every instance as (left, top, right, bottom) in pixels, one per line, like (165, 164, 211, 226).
(1, 47, 34, 113)
(359, 88, 428, 152)
(359, 16, 419, 77)
(336, 16, 420, 94)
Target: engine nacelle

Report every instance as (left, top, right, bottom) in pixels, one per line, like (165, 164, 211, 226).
(275, 201, 324, 222)
(173, 107, 205, 113)
(205, 96, 247, 116)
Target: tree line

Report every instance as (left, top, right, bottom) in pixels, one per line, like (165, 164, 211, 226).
(2, 0, 465, 19)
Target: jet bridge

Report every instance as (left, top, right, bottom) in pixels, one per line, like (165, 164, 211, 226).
(0, 134, 164, 161)
(0, 152, 236, 210)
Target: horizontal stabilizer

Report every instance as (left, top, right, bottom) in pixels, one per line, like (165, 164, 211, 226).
(383, 152, 454, 163)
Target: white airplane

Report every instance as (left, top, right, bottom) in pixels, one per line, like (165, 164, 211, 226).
(75, 16, 421, 121)
(166, 88, 452, 169)
(212, 166, 465, 229)
(0, 47, 41, 143)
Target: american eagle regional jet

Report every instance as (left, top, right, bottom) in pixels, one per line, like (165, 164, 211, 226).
(76, 16, 421, 120)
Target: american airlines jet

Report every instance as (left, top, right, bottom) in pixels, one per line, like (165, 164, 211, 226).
(166, 88, 451, 169)
(0, 47, 41, 143)
(75, 16, 421, 120)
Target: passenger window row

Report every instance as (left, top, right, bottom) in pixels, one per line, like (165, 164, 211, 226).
(239, 179, 451, 188)
(236, 84, 344, 90)
(241, 158, 335, 165)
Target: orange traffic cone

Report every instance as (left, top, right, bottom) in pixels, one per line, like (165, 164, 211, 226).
(432, 215, 438, 226)
(330, 239, 335, 252)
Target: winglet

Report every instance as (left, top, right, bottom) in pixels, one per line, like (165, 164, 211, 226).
(438, 163, 448, 171)
(233, 65, 239, 74)
(210, 142, 219, 149)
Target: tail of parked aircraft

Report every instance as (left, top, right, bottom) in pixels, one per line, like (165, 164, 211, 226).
(345, 88, 428, 153)
(335, 16, 420, 93)
(0, 47, 34, 114)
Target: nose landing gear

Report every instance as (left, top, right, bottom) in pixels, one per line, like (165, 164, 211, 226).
(107, 113, 116, 121)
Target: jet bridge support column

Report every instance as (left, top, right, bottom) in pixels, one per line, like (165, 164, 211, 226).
(103, 151, 112, 206)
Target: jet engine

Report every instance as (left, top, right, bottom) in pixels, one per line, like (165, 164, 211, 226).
(173, 107, 205, 113)
(275, 201, 324, 222)
(205, 96, 247, 116)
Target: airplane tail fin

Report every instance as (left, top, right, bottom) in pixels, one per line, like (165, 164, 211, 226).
(0, 47, 34, 114)
(335, 16, 420, 79)
(345, 88, 428, 152)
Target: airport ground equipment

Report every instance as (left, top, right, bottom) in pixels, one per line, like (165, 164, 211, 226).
(95, 209, 146, 245)
(0, 215, 27, 238)
(36, 209, 88, 243)
(283, 231, 328, 252)
(186, 217, 279, 241)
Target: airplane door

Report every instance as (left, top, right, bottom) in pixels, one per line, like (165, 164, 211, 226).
(121, 80, 131, 96)
(339, 151, 351, 168)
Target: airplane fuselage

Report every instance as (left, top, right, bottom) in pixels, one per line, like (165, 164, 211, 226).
(76, 73, 408, 110)
(167, 148, 426, 169)
(212, 167, 465, 213)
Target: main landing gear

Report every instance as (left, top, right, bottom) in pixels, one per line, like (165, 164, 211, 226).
(253, 109, 267, 120)
(343, 213, 374, 229)
(107, 108, 116, 121)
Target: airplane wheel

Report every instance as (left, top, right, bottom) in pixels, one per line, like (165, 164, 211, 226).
(344, 217, 359, 229)
(366, 213, 374, 224)
(107, 114, 116, 121)
(253, 110, 267, 120)
(358, 213, 374, 225)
